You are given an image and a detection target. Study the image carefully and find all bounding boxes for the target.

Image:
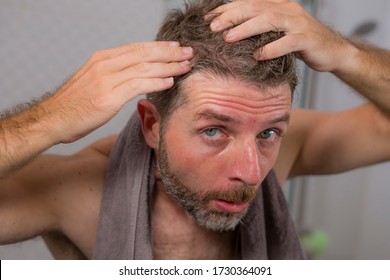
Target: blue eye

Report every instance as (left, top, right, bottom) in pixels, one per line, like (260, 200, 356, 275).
(259, 129, 277, 140)
(204, 128, 220, 137)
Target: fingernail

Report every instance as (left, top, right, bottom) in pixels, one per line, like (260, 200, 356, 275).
(183, 47, 193, 55)
(180, 60, 191, 67)
(165, 77, 174, 84)
(210, 20, 220, 31)
(204, 14, 212, 20)
(254, 50, 264, 60)
(224, 30, 235, 41)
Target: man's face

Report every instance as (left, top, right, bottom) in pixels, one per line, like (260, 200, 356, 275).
(157, 72, 291, 231)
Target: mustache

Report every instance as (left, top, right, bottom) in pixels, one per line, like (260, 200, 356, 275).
(202, 184, 258, 204)
(157, 141, 258, 204)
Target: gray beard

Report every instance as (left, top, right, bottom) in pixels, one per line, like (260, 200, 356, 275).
(157, 135, 257, 232)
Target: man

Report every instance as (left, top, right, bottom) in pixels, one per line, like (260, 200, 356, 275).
(0, 0, 389, 259)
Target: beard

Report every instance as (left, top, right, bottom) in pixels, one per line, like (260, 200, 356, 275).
(157, 134, 258, 232)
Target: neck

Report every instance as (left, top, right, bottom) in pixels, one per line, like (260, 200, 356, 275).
(151, 179, 236, 260)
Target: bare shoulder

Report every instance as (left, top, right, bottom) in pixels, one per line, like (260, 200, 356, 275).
(0, 135, 118, 257)
(46, 135, 119, 257)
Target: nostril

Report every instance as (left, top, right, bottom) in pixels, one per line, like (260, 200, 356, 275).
(229, 167, 262, 187)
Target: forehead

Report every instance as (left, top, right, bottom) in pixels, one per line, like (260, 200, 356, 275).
(179, 72, 292, 113)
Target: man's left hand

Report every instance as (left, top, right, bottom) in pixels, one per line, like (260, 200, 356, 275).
(206, 0, 354, 73)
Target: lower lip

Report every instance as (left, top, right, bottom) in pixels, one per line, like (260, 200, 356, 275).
(214, 200, 249, 214)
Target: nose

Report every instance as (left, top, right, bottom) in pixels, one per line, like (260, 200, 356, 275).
(229, 140, 262, 186)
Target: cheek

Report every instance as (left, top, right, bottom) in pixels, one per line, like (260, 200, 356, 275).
(268, 141, 281, 157)
(259, 142, 281, 166)
(164, 134, 224, 188)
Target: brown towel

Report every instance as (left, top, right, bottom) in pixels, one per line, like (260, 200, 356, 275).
(93, 112, 305, 259)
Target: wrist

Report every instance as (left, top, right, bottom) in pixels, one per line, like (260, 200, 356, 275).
(331, 39, 361, 77)
(24, 101, 62, 148)
(37, 96, 71, 145)
(0, 105, 56, 173)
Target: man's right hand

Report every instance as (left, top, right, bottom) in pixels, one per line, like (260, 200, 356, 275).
(44, 41, 193, 144)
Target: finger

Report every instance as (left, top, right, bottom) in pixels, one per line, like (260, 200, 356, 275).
(111, 61, 192, 86)
(254, 34, 304, 60)
(103, 45, 193, 73)
(69, 41, 183, 83)
(204, 1, 243, 21)
(209, 1, 299, 34)
(88, 41, 181, 63)
(222, 13, 282, 42)
(67, 44, 193, 93)
(222, 12, 291, 42)
(114, 77, 175, 102)
(209, 2, 255, 32)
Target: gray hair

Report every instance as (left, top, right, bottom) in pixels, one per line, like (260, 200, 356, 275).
(148, 0, 297, 126)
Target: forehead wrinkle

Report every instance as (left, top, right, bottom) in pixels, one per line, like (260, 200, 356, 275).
(183, 72, 292, 100)
(193, 97, 291, 116)
(181, 73, 292, 118)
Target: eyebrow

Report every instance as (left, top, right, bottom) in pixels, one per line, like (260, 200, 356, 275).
(194, 110, 238, 123)
(194, 110, 290, 125)
(271, 113, 290, 125)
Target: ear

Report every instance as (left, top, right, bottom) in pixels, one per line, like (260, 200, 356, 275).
(137, 99, 161, 149)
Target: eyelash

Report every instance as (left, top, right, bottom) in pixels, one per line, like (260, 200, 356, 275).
(200, 127, 282, 143)
(202, 127, 224, 139)
(198, 127, 228, 146)
(258, 128, 281, 141)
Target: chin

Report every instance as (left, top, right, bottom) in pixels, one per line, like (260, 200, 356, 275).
(192, 207, 248, 232)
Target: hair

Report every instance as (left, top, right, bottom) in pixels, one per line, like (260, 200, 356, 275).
(148, 0, 297, 128)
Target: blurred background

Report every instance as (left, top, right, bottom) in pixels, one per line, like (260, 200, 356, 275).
(0, 0, 389, 259)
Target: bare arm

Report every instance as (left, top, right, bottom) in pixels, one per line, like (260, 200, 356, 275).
(0, 154, 70, 245)
(0, 103, 55, 180)
(0, 42, 193, 179)
(332, 40, 390, 112)
(275, 104, 390, 183)
(0, 136, 114, 257)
